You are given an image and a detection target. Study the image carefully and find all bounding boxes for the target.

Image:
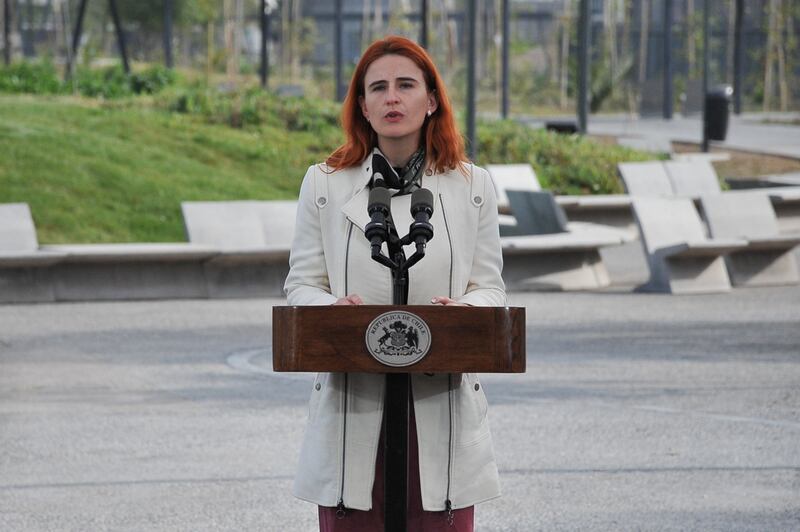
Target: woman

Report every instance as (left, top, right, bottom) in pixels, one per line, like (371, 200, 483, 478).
(284, 35, 505, 531)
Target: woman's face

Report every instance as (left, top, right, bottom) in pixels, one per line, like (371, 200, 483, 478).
(359, 54, 438, 148)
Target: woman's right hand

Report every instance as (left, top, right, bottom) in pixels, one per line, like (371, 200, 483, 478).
(332, 294, 364, 305)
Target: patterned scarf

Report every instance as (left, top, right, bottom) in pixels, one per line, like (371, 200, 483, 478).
(372, 147, 426, 196)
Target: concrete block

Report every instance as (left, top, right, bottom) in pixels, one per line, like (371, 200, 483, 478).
(486, 164, 541, 214)
(0, 267, 56, 303)
(618, 161, 674, 197)
(701, 192, 800, 286)
(632, 197, 747, 294)
(52, 262, 209, 301)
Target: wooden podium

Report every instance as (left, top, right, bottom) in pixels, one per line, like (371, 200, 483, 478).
(273, 305, 526, 373)
(272, 304, 525, 530)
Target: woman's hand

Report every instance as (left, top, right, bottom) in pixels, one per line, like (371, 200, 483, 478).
(333, 294, 364, 305)
(430, 296, 470, 306)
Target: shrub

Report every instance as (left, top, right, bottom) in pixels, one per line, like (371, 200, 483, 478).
(130, 65, 177, 95)
(0, 60, 63, 94)
(74, 65, 133, 98)
(74, 64, 177, 99)
(161, 82, 340, 132)
(477, 119, 656, 194)
(0, 61, 177, 99)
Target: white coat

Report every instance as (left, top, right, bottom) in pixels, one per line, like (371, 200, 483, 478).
(284, 155, 506, 512)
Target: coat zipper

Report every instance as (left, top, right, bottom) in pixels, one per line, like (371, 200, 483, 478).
(445, 373, 455, 525)
(439, 194, 455, 299)
(344, 221, 354, 294)
(442, 192, 455, 525)
(336, 223, 354, 519)
(336, 372, 349, 518)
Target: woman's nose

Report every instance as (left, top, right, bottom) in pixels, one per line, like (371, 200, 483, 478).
(385, 86, 400, 103)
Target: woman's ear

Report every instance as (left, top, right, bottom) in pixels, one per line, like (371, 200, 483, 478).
(359, 95, 369, 121)
(427, 92, 439, 115)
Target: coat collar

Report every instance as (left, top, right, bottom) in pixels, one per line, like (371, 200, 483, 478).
(341, 153, 444, 232)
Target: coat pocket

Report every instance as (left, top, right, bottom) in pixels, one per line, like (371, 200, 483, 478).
(308, 373, 325, 423)
(455, 373, 490, 448)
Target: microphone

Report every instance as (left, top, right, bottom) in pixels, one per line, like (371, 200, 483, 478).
(409, 188, 434, 250)
(365, 185, 392, 254)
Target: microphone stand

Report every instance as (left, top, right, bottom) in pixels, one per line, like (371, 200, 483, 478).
(366, 186, 433, 532)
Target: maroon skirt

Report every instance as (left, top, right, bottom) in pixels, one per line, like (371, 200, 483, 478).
(318, 402, 474, 532)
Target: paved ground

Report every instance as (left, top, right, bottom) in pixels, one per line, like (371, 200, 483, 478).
(516, 112, 800, 160)
(1, 274, 799, 531)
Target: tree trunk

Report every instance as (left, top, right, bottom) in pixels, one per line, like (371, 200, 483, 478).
(638, 0, 649, 86)
(725, 0, 735, 82)
(442, 0, 455, 69)
(373, 0, 383, 44)
(207, 20, 213, 81)
(775, 0, 788, 111)
(559, 6, 570, 110)
(291, 0, 301, 80)
(764, 0, 777, 111)
(603, 0, 619, 95)
(687, 0, 695, 77)
(224, 0, 234, 83)
(361, 0, 371, 51)
(280, 0, 292, 77)
(622, 0, 636, 112)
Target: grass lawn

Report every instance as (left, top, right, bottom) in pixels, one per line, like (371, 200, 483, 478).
(0, 94, 338, 243)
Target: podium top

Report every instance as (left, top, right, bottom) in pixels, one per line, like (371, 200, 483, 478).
(273, 305, 525, 373)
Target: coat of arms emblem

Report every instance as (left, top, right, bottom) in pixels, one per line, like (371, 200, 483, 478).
(365, 311, 431, 367)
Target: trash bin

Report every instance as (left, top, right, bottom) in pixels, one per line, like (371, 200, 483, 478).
(704, 85, 733, 141)
(545, 120, 579, 134)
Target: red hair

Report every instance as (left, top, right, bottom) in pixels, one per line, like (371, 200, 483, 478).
(326, 35, 467, 174)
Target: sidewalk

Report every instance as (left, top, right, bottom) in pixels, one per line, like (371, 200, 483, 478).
(1, 286, 798, 531)
(516, 112, 800, 161)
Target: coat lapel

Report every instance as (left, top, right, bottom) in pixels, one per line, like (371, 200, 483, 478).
(341, 157, 374, 232)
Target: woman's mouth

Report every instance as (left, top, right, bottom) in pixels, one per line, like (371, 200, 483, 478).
(384, 111, 404, 122)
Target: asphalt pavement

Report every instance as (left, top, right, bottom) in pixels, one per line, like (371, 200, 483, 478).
(1, 277, 799, 531)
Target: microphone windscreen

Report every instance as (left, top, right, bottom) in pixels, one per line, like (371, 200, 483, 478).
(368, 186, 392, 213)
(411, 188, 434, 215)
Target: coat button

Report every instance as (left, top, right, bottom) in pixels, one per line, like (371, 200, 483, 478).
(317, 197, 327, 206)
(474, 196, 482, 205)
(474, 383, 480, 391)
(315, 383, 321, 391)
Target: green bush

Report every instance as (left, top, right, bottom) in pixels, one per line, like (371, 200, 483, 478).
(0, 60, 63, 94)
(130, 65, 177, 95)
(75, 64, 177, 99)
(0, 61, 177, 99)
(74, 65, 133, 98)
(476, 119, 657, 195)
(161, 82, 340, 132)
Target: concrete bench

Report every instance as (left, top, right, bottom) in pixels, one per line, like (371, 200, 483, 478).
(663, 160, 723, 198)
(39, 243, 218, 301)
(499, 191, 627, 291)
(700, 192, 800, 286)
(0, 203, 67, 302)
(486, 164, 541, 215)
(488, 163, 637, 235)
(1, 203, 217, 302)
(664, 160, 800, 234)
(618, 161, 674, 197)
(632, 197, 748, 293)
(181, 200, 297, 297)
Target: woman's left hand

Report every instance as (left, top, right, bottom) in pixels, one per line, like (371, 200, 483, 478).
(430, 296, 470, 306)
